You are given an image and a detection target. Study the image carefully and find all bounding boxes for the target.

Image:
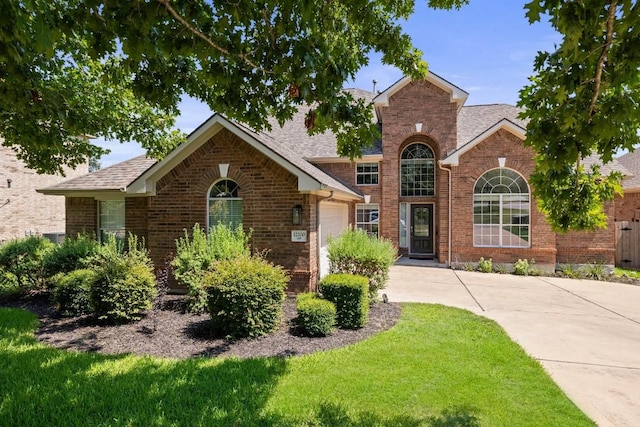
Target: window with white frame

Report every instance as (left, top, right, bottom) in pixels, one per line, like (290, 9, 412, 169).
(98, 200, 125, 242)
(401, 143, 435, 196)
(399, 203, 408, 247)
(208, 179, 242, 229)
(356, 162, 379, 185)
(356, 204, 379, 236)
(473, 168, 530, 247)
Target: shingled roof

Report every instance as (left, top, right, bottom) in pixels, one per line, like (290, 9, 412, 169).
(38, 155, 157, 195)
(616, 151, 640, 189)
(457, 104, 527, 147)
(263, 88, 379, 159)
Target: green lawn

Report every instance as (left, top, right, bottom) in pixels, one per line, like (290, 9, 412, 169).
(0, 304, 593, 426)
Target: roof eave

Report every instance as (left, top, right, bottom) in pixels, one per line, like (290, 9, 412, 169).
(442, 119, 526, 166)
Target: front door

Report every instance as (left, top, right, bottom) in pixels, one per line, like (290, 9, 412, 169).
(411, 204, 434, 255)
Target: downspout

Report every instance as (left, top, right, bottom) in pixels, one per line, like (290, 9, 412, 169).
(438, 161, 452, 267)
(316, 190, 334, 283)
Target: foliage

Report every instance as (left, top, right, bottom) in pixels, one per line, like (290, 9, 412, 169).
(477, 257, 493, 273)
(519, 1, 638, 231)
(327, 228, 396, 300)
(513, 259, 531, 276)
(319, 273, 369, 329)
(51, 269, 96, 317)
(557, 263, 584, 279)
(583, 262, 608, 281)
(90, 235, 157, 323)
(493, 263, 508, 274)
(173, 223, 250, 313)
(0, 303, 594, 426)
(614, 267, 640, 279)
(0, 1, 482, 172)
(205, 256, 288, 338)
(296, 293, 336, 337)
(43, 234, 100, 280)
(0, 236, 55, 291)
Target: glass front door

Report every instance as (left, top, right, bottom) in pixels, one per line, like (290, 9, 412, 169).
(410, 204, 434, 254)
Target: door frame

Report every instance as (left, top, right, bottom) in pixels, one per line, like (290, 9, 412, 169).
(409, 203, 435, 256)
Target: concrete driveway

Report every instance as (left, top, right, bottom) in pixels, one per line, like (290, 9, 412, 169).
(385, 265, 640, 427)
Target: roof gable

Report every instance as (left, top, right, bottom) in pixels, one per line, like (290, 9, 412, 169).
(373, 72, 469, 112)
(126, 114, 360, 199)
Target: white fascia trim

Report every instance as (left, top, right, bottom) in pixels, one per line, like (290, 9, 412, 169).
(442, 119, 526, 166)
(308, 154, 384, 164)
(126, 114, 328, 195)
(373, 73, 469, 111)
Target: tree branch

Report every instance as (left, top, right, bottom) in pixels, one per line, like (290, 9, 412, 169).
(588, 0, 617, 119)
(157, 0, 267, 72)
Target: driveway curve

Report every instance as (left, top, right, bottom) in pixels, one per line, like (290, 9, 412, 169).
(385, 265, 640, 427)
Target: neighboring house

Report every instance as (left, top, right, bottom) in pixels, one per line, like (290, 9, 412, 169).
(38, 72, 627, 292)
(0, 142, 88, 242)
(615, 150, 640, 222)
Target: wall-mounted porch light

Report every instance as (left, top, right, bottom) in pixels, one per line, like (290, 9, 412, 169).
(7, 179, 12, 189)
(292, 205, 302, 225)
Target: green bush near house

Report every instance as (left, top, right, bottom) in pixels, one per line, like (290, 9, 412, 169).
(205, 256, 288, 338)
(173, 223, 250, 313)
(90, 235, 157, 323)
(478, 257, 493, 273)
(51, 269, 96, 317)
(319, 273, 369, 329)
(0, 236, 55, 292)
(296, 292, 336, 337)
(327, 228, 396, 300)
(43, 234, 100, 281)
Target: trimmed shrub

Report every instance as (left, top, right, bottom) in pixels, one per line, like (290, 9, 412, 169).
(173, 223, 250, 312)
(90, 235, 157, 323)
(296, 293, 336, 337)
(319, 273, 369, 329)
(477, 257, 492, 273)
(0, 236, 55, 291)
(43, 234, 100, 281)
(327, 228, 396, 300)
(204, 256, 288, 338)
(52, 269, 96, 317)
(513, 259, 530, 276)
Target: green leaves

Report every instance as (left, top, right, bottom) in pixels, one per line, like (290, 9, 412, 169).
(519, 0, 640, 231)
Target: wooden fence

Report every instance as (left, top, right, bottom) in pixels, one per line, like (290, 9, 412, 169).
(615, 221, 640, 269)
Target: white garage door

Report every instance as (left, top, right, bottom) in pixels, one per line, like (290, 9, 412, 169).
(318, 202, 349, 278)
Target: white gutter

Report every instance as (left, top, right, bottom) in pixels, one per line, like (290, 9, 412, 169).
(438, 161, 452, 267)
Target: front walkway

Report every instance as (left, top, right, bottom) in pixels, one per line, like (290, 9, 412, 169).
(385, 265, 640, 427)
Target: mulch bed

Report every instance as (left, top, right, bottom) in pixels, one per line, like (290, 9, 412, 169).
(2, 294, 401, 360)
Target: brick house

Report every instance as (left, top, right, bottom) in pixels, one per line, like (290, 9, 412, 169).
(39, 72, 627, 292)
(0, 142, 88, 242)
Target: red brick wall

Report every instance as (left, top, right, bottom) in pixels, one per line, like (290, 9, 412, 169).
(615, 192, 640, 222)
(450, 130, 558, 267)
(555, 202, 616, 265)
(376, 80, 458, 255)
(144, 128, 315, 292)
(65, 197, 97, 237)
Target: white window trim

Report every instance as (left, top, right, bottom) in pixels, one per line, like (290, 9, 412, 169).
(400, 143, 436, 197)
(355, 203, 379, 237)
(97, 199, 126, 242)
(355, 162, 380, 186)
(206, 179, 243, 230)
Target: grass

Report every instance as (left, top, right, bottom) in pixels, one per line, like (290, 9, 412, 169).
(614, 267, 640, 279)
(0, 304, 594, 426)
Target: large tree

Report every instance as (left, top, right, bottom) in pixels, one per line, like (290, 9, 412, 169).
(519, 0, 640, 231)
(1, 1, 639, 231)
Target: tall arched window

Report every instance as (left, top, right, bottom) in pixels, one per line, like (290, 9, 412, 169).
(208, 179, 242, 229)
(401, 143, 435, 196)
(473, 168, 530, 247)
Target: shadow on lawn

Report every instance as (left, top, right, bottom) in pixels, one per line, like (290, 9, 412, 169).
(0, 308, 289, 426)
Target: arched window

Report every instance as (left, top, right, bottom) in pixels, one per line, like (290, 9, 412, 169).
(208, 179, 242, 229)
(473, 168, 530, 247)
(401, 143, 435, 197)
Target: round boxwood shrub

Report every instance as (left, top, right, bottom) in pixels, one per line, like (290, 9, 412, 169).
(204, 256, 289, 338)
(296, 293, 336, 337)
(52, 269, 96, 317)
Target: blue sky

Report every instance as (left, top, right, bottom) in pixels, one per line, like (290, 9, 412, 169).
(95, 1, 560, 166)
